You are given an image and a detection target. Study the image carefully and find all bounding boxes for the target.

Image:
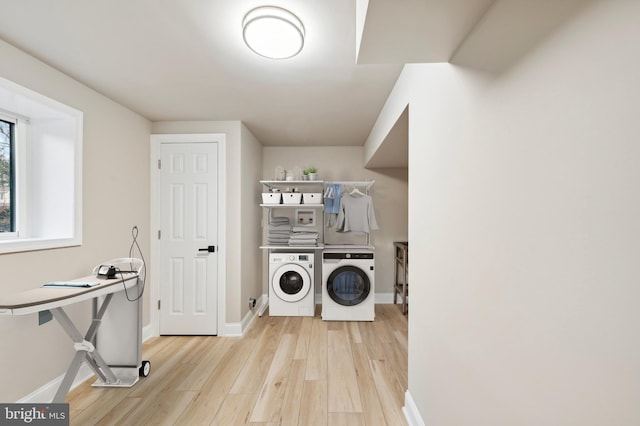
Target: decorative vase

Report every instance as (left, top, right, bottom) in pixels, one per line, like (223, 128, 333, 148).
(275, 165, 286, 181)
(308, 173, 318, 181)
(292, 166, 302, 180)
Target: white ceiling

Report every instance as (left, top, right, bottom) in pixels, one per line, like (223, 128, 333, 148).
(358, 0, 495, 64)
(9, 0, 595, 162)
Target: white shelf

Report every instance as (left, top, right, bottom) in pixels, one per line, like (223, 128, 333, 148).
(260, 245, 325, 250)
(260, 180, 325, 251)
(260, 203, 324, 208)
(261, 180, 324, 188)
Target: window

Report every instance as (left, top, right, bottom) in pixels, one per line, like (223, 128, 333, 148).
(0, 76, 83, 254)
(0, 118, 14, 234)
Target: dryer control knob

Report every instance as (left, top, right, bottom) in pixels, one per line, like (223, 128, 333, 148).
(289, 255, 295, 261)
(346, 253, 351, 258)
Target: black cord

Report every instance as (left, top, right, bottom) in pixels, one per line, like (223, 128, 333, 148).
(121, 225, 147, 302)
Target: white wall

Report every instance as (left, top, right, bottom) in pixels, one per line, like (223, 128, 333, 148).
(262, 146, 408, 299)
(0, 39, 150, 402)
(240, 124, 264, 319)
(385, 1, 640, 424)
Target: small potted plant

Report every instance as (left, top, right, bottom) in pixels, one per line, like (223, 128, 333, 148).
(302, 168, 309, 180)
(306, 166, 318, 181)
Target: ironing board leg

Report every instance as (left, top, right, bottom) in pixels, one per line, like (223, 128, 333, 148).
(49, 294, 119, 403)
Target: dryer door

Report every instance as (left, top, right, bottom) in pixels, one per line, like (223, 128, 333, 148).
(272, 263, 312, 302)
(326, 265, 370, 306)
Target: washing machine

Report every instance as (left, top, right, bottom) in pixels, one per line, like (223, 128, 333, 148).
(269, 253, 315, 316)
(322, 249, 375, 321)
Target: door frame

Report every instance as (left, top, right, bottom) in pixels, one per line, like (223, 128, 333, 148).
(149, 133, 227, 337)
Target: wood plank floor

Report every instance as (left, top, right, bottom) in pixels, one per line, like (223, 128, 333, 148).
(66, 304, 408, 425)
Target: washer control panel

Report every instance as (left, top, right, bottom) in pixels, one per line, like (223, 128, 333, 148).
(270, 254, 312, 263)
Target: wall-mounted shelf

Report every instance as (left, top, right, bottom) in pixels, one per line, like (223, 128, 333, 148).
(260, 180, 324, 189)
(260, 203, 324, 208)
(260, 180, 324, 251)
(260, 245, 325, 250)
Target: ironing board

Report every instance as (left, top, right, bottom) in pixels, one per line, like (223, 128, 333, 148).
(0, 258, 147, 403)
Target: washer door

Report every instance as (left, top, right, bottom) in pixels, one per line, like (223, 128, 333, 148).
(272, 263, 312, 302)
(326, 265, 370, 306)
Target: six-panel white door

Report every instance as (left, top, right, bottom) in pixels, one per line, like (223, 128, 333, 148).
(159, 142, 218, 335)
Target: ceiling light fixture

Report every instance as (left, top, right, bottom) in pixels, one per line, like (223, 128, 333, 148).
(242, 6, 305, 60)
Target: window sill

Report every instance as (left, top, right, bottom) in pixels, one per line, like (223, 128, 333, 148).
(0, 237, 81, 254)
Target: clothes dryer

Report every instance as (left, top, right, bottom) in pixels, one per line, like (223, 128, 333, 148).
(269, 253, 315, 316)
(321, 249, 375, 321)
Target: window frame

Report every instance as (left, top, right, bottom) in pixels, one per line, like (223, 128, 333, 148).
(0, 114, 16, 238)
(0, 76, 83, 254)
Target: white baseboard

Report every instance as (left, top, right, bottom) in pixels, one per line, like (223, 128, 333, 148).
(375, 292, 395, 304)
(221, 294, 268, 337)
(18, 324, 155, 403)
(142, 322, 155, 342)
(403, 390, 426, 426)
(17, 363, 94, 404)
(222, 323, 242, 336)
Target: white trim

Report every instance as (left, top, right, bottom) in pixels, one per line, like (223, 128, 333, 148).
(0, 109, 19, 123)
(17, 363, 94, 404)
(403, 390, 426, 426)
(253, 293, 268, 322)
(149, 138, 161, 337)
(142, 322, 155, 342)
(258, 294, 269, 317)
(222, 321, 243, 337)
(375, 292, 395, 304)
(217, 138, 227, 335)
(149, 134, 227, 336)
(225, 294, 268, 336)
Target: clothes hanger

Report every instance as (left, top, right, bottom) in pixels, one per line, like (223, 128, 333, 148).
(350, 185, 365, 197)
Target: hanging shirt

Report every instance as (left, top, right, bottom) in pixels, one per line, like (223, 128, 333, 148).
(323, 184, 340, 213)
(336, 193, 379, 233)
(324, 183, 342, 227)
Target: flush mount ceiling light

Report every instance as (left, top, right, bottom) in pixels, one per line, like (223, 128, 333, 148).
(242, 6, 305, 59)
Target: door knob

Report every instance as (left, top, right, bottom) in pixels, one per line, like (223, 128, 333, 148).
(198, 245, 216, 253)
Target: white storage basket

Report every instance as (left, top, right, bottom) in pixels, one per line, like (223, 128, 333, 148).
(302, 193, 322, 204)
(282, 192, 302, 204)
(262, 193, 282, 204)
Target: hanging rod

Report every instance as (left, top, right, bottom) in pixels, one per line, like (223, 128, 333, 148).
(324, 180, 375, 187)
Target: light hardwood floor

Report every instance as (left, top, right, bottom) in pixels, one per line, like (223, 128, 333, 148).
(66, 304, 408, 425)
